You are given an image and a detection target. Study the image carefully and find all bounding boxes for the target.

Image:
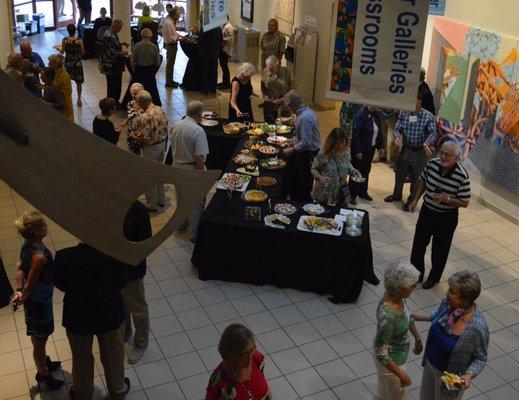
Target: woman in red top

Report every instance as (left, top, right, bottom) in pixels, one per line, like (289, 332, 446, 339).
(206, 324, 272, 400)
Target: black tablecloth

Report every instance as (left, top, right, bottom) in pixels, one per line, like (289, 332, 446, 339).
(180, 40, 203, 91)
(192, 131, 379, 303)
(203, 120, 244, 172)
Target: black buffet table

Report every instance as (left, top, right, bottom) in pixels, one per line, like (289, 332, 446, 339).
(192, 126, 379, 303)
(180, 39, 203, 91)
(202, 120, 245, 172)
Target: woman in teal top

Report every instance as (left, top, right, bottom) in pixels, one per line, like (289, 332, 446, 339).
(11, 211, 63, 390)
(311, 127, 361, 205)
(373, 261, 423, 400)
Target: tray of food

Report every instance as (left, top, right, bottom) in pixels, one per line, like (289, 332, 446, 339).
(244, 206, 261, 222)
(234, 153, 257, 165)
(267, 136, 290, 147)
(257, 176, 277, 187)
(297, 215, 343, 236)
(217, 173, 251, 192)
(276, 116, 293, 125)
(276, 125, 292, 135)
(201, 118, 219, 127)
(441, 372, 465, 391)
(274, 203, 297, 215)
(303, 203, 325, 215)
(248, 127, 265, 136)
(264, 214, 291, 229)
(258, 145, 279, 155)
(260, 157, 286, 170)
(237, 165, 259, 176)
(223, 122, 247, 135)
(242, 190, 269, 203)
(202, 111, 218, 119)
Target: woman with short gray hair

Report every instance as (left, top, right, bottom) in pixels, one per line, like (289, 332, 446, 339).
(229, 62, 256, 122)
(373, 261, 422, 400)
(412, 271, 489, 400)
(206, 324, 272, 400)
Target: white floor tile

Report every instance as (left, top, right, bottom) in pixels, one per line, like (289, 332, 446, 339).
(326, 332, 366, 357)
(157, 332, 194, 358)
(133, 359, 174, 389)
(343, 350, 376, 378)
(299, 339, 339, 366)
(145, 381, 186, 400)
(270, 347, 311, 375)
(167, 351, 206, 380)
(268, 376, 299, 400)
(310, 315, 348, 338)
(257, 329, 295, 354)
(187, 325, 220, 350)
(177, 372, 210, 400)
(315, 358, 357, 387)
(286, 367, 328, 397)
(270, 304, 307, 327)
(285, 321, 322, 346)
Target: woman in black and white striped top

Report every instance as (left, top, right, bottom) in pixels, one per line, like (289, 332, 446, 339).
(409, 141, 471, 289)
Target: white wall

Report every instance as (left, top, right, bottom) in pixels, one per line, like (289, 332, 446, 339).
(420, 0, 519, 222)
(228, 0, 335, 109)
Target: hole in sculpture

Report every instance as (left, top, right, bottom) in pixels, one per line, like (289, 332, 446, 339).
(123, 183, 178, 242)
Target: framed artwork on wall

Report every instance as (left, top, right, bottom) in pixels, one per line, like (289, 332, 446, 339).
(241, 0, 254, 23)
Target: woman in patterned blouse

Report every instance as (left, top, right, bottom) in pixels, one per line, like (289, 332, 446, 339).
(412, 271, 489, 400)
(206, 324, 271, 400)
(373, 261, 423, 400)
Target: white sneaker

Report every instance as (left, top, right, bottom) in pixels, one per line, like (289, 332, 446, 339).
(128, 346, 147, 364)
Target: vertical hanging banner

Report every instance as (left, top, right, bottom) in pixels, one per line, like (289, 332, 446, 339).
(202, 0, 228, 32)
(326, 0, 429, 111)
(429, 0, 446, 16)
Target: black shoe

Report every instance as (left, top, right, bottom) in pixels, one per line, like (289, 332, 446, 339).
(123, 377, 131, 396)
(165, 82, 178, 88)
(384, 195, 402, 202)
(35, 372, 64, 391)
(402, 202, 411, 212)
(418, 274, 424, 283)
(45, 356, 61, 372)
(349, 198, 357, 206)
(359, 193, 373, 201)
(422, 279, 437, 289)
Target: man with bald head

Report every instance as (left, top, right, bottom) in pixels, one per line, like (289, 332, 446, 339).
(409, 140, 471, 289)
(5, 53, 24, 84)
(20, 41, 45, 97)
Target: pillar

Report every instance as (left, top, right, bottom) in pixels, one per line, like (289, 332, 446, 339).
(0, 1, 13, 67)
(112, 0, 132, 46)
(187, 0, 200, 29)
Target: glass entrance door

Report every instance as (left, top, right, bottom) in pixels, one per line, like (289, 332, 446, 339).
(55, 0, 76, 29)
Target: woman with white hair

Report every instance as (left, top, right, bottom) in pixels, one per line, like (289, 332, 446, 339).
(117, 83, 145, 154)
(48, 53, 74, 122)
(373, 261, 423, 400)
(229, 62, 255, 122)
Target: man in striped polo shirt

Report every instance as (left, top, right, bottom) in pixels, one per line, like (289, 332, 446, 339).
(409, 141, 471, 289)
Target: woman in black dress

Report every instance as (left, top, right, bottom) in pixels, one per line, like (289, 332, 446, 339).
(229, 62, 256, 122)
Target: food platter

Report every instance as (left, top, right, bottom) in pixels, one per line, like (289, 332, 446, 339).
(223, 122, 247, 135)
(244, 138, 263, 150)
(276, 116, 293, 125)
(260, 157, 286, 170)
(303, 203, 325, 215)
(237, 165, 259, 176)
(274, 203, 297, 215)
(248, 127, 265, 136)
(441, 372, 465, 391)
(267, 136, 290, 147)
(297, 216, 343, 236)
(242, 190, 269, 203)
(258, 145, 279, 155)
(217, 173, 251, 192)
(202, 111, 218, 119)
(264, 214, 291, 229)
(276, 125, 292, 134)
(201, 118, 219, 127)
(257, 176, 277, 187)
(233, 153, 257, 165)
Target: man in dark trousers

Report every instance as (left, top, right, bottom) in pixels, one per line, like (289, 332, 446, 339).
(198, 24, 223, 95)
(121, 201, 152, 364)
(54, 243, 130, 400)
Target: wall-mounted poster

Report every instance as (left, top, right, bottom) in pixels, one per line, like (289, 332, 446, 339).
(274, 0, 295, 35)
(429, 0, 447, 16)
(428, 17, 519, 194)
(202, 0, 228, 32)
(241, 0, 253, 23)
(326, 0, 429, 111)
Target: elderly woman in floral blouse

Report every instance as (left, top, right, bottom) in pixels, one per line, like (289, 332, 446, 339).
(373, 261, 422, 400)
(311, 127, 361, 205)
(412, 271, 489, 400)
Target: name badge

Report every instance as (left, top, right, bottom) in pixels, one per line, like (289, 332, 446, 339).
(409, 115, 418, 123)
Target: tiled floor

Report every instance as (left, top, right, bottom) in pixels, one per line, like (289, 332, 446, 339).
(1, 32, 519, 400)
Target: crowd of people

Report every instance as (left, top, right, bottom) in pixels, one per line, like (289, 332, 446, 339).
(2, 5, 492, 400)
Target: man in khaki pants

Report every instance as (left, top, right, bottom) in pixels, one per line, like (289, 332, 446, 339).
(121, 201, 152, 363)
(163, 7, 181, 88)
(170, 100, 209, 241)
(54, 243, 130, 400)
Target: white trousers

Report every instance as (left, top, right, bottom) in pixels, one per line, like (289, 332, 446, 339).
(420, 360, 464, 400)
(142, 142, 166, 208)
(373, 353, 410, 400)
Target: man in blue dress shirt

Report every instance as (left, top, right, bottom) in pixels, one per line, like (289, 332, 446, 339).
(20, 41, 45, 97)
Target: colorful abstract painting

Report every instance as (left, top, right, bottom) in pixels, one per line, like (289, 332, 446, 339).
(330, 0, 358, 93)
(428, 17, 519, 195)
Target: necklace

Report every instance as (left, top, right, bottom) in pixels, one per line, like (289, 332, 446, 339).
(238, 376, 253, 400)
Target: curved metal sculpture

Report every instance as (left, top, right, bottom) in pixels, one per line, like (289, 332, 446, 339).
(0, 70, 219, 265)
